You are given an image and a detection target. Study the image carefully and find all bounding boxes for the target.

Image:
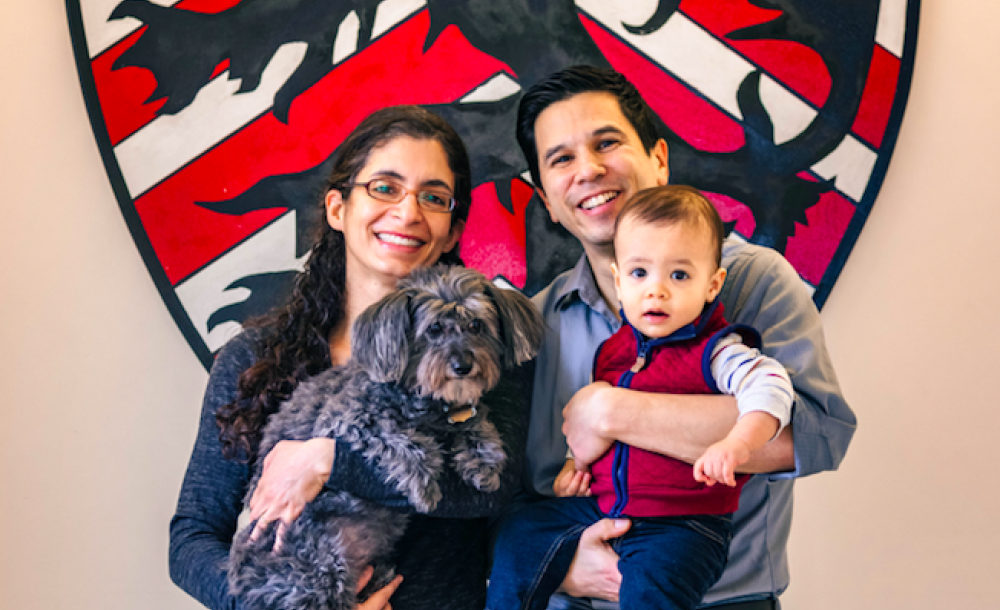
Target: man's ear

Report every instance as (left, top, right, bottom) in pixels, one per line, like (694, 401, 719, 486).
(652, 139, 670, 186)
(325, 189, 345, 231)
(706, 267, 727, 302)
(535, 187, 560, 225)
(444, 219, 465, 253)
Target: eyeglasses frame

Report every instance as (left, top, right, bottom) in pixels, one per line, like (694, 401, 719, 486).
(345, 177, 457, 213)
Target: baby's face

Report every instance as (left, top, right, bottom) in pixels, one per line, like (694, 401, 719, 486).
(611, 216, 726, 339)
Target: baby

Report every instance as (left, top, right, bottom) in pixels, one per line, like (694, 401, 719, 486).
(488, 185, 793, 610)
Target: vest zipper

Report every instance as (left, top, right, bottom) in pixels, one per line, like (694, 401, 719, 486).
(609, 335, 654, 517)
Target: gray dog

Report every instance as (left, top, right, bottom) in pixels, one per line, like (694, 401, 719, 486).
(228, 265, 544, 610)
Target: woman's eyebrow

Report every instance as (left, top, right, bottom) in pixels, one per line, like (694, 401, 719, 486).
(366, 169, 453, 190)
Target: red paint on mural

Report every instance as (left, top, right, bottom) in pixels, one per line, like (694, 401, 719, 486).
(130, 11, 510, 284)
(461, 180, 534, 288)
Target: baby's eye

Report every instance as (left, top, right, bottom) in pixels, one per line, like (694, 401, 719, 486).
(596, 138, 620, 151)
(551, 153, 572, 166)
(671, 270, 689, 281)
(629, 268, 647, 279)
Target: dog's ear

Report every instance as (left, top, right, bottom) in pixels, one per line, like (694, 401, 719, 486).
(351, 290, 412, 383)
(485, 282, 545, 367)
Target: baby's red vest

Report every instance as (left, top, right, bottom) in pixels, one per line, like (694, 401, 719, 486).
(589, 302, 750, 517)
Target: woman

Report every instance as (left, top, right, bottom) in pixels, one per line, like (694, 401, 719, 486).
(169, 106, 530, 610)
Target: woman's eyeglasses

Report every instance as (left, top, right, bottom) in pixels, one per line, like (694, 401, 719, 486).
(347, 178, 456, 213)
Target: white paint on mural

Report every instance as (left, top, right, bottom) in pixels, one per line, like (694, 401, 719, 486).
(176, 211, 307, 352)
(461, 73, 521, 103)
(576, 1, 820, 147)
(811, 135, 878, 203)
(759, 74, 819, 146)
(876, 0, 909, 57)
(113, 42, 307, 198)
(576, 0, 661, 28)
(332, 10, 362, 64)
(371, 0, 427, 39)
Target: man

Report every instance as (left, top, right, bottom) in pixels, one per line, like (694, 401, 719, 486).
(515, 66, 856, 609)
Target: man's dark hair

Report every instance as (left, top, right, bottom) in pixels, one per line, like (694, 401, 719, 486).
(516, 65, 661, 189)
(614, 185, 725, 268)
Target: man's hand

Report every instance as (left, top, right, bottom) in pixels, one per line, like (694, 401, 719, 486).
(248, 437, 336, 550)
(562, 381, 617, 467)
(693, 437, 751, 487)
(553, 459, 592, 497)
(558, 518, 630, 601)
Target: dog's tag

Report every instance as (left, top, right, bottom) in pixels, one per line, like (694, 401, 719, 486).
(448, 405, 477, 424)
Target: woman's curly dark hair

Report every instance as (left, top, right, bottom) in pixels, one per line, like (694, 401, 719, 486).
(215, 105, 473, 462)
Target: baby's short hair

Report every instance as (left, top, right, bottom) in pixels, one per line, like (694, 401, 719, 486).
(614, 185, 725, 267)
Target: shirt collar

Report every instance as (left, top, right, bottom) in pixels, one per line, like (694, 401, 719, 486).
(553, 254, 619, 328)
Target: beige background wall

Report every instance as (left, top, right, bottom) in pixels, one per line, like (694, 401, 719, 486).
(1, 1, 996, 608)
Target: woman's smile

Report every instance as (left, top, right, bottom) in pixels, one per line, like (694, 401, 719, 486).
(326, 136, 464, 291)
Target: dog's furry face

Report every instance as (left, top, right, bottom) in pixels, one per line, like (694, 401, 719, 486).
(351, 265, 544, 407)
(406, 288, 504, 405)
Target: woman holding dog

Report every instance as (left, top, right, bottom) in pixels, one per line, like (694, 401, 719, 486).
(169, 106, 531, 610)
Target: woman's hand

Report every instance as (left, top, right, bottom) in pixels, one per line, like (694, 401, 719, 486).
(248, 437, 336, 550)
(356, 567, 403, 610)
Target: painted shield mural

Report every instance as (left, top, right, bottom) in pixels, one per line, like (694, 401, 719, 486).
(67, 0, 920, 369)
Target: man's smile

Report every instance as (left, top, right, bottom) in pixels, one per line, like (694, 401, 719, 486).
(578, 190, 621, 211)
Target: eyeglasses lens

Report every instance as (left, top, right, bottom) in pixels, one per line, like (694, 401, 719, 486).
(366, 178, 454, 212)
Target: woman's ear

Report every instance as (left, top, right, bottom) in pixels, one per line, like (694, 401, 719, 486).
(444, 218, 465, 253)
(325, 189, 345, 231)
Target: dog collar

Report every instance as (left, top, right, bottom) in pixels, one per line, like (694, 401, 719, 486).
(444, 404, 478, 424)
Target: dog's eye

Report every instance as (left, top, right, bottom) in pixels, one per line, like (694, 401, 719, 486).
(468, 320, 484, 335)
(427, 322, 444, 337)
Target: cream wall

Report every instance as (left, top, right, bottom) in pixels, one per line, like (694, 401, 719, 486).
(1, 1, 996, 609)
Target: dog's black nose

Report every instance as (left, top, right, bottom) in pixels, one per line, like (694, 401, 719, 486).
(450, 354, 474, 377)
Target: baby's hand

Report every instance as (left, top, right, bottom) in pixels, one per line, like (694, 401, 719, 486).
(553, 459, 592, 497)
(693, 438, 751, 487)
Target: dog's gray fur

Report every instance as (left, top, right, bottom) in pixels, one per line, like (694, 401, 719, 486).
(228, 265, 543, 610)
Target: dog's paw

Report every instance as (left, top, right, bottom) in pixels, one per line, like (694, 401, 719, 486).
(468, 462, 503, 493)
(410, 480, 442, 514)
(452, 432, 506, 493)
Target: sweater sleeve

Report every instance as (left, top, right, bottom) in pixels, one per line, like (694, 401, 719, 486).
(709, 334, 793, 434)
(168, 334, 257, 610)
(325, 362, 534, 518)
